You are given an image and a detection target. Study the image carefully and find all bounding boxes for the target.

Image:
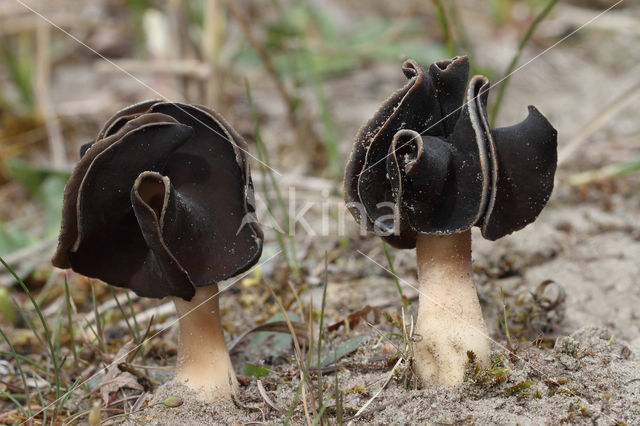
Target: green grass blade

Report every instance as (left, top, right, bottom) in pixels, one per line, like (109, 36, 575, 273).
(109, 287, 138, 344)
(126, 292, 142, 344)
(316, 253, 329, 423)
(383, 241, 408, 308)
(0, 255, 61, 399)
(309, 68, 341, 179)
(0, 391, 29, 419)
(312, 399, 329, 426)
(0, 327, 32, 420)
(284, 379, 304, 426)
(245, 79, 301, 278)
(63, 276, 79, 370)
(432, 0, 456, 57)
(0, 351, 46, 372)
(0, 34, 35, 110)
(56, 376, 83, 422)
(32, 372, 47, 425)
(52, 303, 65, 403)
(90, 281, 105, 352)
(0, 287, 18, 325)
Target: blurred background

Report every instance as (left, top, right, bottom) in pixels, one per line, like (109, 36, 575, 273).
(1, 0, 637, 281)
(0, 0, 639, 423)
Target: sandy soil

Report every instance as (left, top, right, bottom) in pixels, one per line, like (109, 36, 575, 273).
(129, 9, 640, 422)
(125, 2, 640, 423)
(131, 325, 639, 425)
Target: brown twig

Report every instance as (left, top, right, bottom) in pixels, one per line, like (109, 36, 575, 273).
(202, 0, 226, 105)
(225, 1, 298, 131)
(94, 59, 210, 79)
(558, 79, 640, 166)
(35, 18, 66, 168)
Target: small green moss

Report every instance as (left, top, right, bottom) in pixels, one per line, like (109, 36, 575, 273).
(505, 381, 534, 397)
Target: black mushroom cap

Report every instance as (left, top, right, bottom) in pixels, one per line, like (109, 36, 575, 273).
(344, 57, 557, 249)
(52, 101, 264, 301)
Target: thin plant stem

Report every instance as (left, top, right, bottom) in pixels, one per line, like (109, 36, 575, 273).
(63, 277, 79, 370)
(52, 304, 64, 406)
(227, 0, 298, 131)
(32, 373, 46, 425)
(432, 0, 456, 57)
(316, 253, 329, 424)
(284, 379, 304, 426)
(90, 281, 105, 353)
(245, 81, 290, 265)
(490, 0, 558, 126)
(448, 0, 475, 60)
(309, 67, 341, 178)
(109, 287, 139, 344)
(126, 292, 142, 345)
(245, 80, 301, 279)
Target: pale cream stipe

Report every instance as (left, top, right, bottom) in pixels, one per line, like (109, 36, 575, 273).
(172, 284, 238, 400)
(414, 230, 491, 385)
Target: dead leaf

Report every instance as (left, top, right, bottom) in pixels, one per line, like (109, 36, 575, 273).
(96, 341, 144, 405)
(377, 342, 397, 356)
(328, 305, 380, 332)
(227, 320, 308, 351)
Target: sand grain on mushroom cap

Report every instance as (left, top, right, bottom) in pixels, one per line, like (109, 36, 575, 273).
(52, 100, 263, 400)
(344, 57, 557, 386)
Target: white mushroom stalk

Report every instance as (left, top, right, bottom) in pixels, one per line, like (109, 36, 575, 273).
(172, 284, 238, 399)
(413, 231, 490, 385)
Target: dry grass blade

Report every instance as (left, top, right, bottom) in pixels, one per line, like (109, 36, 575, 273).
(263, 279, 316, 425)
(257, 379, 285, 413)
(559, 78, 640, 166)
(346, 356, 403, 426)
(568, 154, 640, 185)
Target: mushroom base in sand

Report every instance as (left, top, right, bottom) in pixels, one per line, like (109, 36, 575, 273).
(413, 231, 491, 385)
(172, 284, 238, 400)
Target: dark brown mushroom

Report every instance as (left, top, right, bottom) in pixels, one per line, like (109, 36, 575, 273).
(52, 101, 263, 400)
(344, 57, 557, 385)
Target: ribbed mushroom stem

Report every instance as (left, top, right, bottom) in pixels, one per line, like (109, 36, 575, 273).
(172, 284, 238, 400)
(413, 230, 491, 385)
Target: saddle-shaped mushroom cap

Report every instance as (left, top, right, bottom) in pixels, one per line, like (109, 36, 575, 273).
(344, 57, 557, 249)
(53, 101, 263, 301)
(481, 106, 558, 240)
(343, 56, 558, 387)
(53, 112, 185, 269)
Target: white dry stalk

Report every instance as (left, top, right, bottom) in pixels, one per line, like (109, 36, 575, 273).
(347, 357, 404, 426)
(558, 74, 640, 166)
